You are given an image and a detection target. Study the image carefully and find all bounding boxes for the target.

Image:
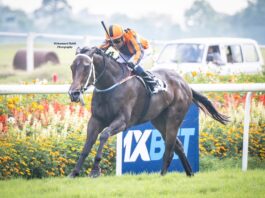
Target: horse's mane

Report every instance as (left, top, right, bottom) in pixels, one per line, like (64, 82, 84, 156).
(79, 46, 131, 76)
(79, 47, 120, 65)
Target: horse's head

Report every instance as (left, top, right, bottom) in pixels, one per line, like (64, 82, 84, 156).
(69, 47, 96, 103)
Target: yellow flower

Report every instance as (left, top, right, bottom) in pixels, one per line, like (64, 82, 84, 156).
(71, 147, 76, 151)
(59, 168, 65, 175)
(206, 72, 214, 77)
(38, 105, 44, 111)
(191, 71, 197, 77)
(7, 103, 15, 110)
(13, 96, 20, 103)
(31, 101, 38, 109)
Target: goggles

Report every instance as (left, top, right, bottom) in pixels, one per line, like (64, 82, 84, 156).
(112, 37, 123, 44)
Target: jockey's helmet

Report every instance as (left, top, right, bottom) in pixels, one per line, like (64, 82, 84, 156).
(106, 24, 124, 40)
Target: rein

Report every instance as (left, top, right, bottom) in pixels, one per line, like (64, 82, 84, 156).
(94, 52, 107, 85)
(94, 75, 135, 93)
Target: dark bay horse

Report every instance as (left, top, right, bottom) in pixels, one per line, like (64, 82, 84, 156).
(68, 47, 229, 178)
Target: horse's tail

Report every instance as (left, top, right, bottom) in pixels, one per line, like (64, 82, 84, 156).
(192, 89, 229, 125)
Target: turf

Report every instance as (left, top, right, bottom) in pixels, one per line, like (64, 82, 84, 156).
(0, 169, 264, 198)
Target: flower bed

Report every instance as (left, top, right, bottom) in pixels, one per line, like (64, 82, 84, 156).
(200, 94, 265, 159)
(0, 93, 116, 179)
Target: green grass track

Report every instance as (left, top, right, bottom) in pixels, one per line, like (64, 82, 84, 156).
(0, 169, 264, 198)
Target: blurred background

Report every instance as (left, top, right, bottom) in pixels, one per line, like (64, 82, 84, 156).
(1, 0, 265, 41)
(0, 1, 265, 180)
(0, 0, 265, 83)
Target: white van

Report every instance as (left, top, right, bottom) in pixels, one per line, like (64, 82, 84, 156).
(154, 37, 264, 75)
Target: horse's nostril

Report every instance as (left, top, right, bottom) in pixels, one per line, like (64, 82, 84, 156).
(73, 91, 80, 97)
(69, 90, 81, 102)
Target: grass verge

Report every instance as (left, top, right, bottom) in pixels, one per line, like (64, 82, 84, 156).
(0, 169, 264, 198)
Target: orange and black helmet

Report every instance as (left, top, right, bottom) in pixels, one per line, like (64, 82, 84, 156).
(106, 24, 124, 40)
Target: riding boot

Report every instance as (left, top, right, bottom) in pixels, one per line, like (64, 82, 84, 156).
(133, 65, 160, 93)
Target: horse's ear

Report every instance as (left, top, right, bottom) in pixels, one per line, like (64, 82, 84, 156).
(90, 46, 101, 55)
(76, 47, 81, 55)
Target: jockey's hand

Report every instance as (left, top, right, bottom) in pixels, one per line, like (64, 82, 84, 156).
(127, 62, 135, 69)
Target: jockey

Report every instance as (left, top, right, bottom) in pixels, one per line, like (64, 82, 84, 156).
(99, 24, 164, 94)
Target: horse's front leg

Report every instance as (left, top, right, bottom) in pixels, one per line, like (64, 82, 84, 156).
(68, 116, 104, 178)
(89, 116, 127, 178)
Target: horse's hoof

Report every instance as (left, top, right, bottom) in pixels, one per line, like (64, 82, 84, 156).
(187, 172, 194, 177)
(68, 171, 79, 179)
(89, 169, 101, 178)
(160, 170, 167, 176)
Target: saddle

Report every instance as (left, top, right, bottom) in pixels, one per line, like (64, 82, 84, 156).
(103, 51, 167, 94)
(140, 71, 167, 94)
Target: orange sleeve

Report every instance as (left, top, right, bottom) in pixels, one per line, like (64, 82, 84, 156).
(128, 36, 144, 65)
(124, 32, 144, 65)
(99, 40, 110, 50)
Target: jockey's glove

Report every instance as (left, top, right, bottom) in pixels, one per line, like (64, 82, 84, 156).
(127, 62, 135, 69)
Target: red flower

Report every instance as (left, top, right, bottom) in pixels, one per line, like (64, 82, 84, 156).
(0, 114, 8, 133)
(79, 107, 84, 117)
(69, 104, 75, 114)
(258, 94, 265, 105)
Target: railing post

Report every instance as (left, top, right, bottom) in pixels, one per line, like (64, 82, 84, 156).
(242, 92, 252, 171)
(26, 32, 35, 72)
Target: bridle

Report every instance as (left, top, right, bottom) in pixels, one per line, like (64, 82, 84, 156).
(75, 53, 107, 93)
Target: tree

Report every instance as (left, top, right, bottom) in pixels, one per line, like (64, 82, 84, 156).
(33, 0, 74, 33)
(231, 0, 265, 43)
(235, 0, 265, 26)
(34, 0, 72, 18)
(184, 0, 231, 37)
(0, 5, 33, 32)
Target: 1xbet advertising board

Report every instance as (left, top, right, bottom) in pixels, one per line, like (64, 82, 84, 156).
(116, 104, 199, 175)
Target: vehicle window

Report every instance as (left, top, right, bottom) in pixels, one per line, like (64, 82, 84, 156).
(157, 44, 205, 64)
(241, 44, 259, 62)
(225, 45, 243, 63)
(206, 45, 224, 65)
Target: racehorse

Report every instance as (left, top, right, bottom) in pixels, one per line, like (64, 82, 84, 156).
(68, 47, 229, 178)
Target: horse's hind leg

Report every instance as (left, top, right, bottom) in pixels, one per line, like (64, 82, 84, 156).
(152, 109, 179, 176)
(161, 133, 176, 175)
(162, 117, 194, 176)
(152, 106, 193, 176)
(174, 138, 194, 176)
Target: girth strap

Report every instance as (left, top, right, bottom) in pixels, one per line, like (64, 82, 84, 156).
(136, 78, 151, 122)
